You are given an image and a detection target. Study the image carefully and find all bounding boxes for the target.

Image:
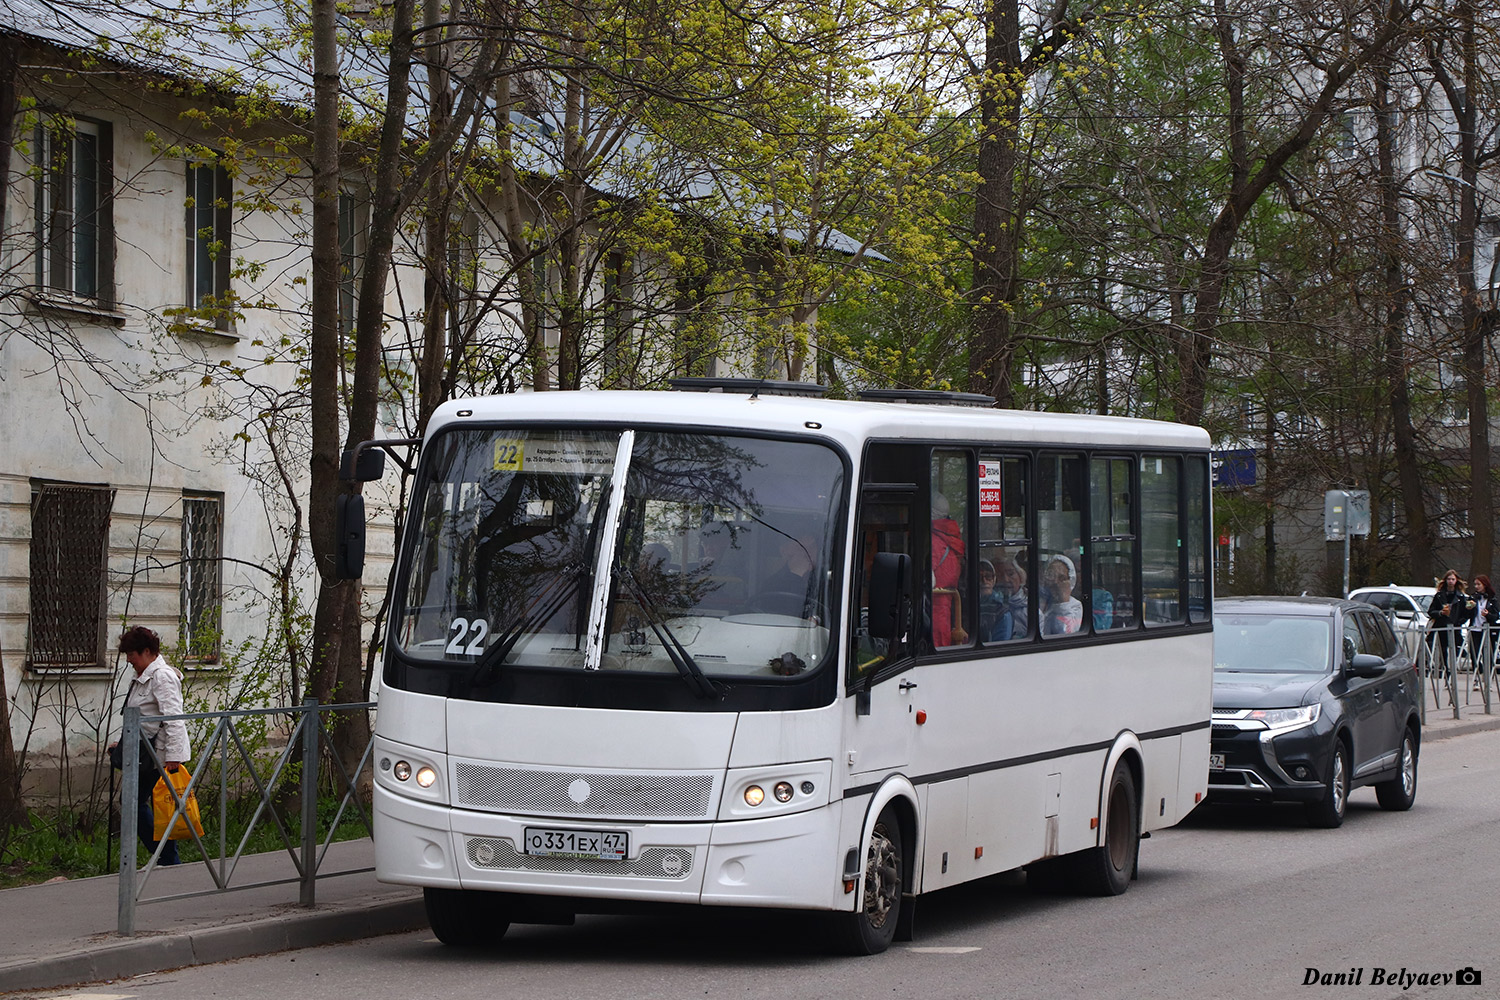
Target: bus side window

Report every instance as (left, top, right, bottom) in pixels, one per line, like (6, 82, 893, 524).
(850, 497, 913, 680)
(978, 454, 1030, 643)
(931, 449, 972, 650)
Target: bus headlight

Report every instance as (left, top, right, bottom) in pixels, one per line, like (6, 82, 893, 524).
(415, 766, 437, 788)
(720, 761, 833, 819)
(393, 760, 412, 781)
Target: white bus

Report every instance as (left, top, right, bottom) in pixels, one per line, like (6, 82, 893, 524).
(361, 381, 1213, 954)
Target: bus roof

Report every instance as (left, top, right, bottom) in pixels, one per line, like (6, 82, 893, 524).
(427, 390, 1211, 452)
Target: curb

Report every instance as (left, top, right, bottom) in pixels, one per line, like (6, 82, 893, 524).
(1422, 713, 1500, 741)
(0, 895, 427, 995)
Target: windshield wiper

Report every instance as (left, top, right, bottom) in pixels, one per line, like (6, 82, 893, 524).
(471, 564, 584, 684)
(618, 566, 726, 701)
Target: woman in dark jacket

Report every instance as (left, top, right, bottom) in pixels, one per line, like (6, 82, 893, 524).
(1466, 574, 1499, 679)
(1428, 569, 1475, 676)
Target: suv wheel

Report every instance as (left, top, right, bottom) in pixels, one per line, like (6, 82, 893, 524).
(1375, 727, 1418, 811)
(1305, 740, 1349, 829)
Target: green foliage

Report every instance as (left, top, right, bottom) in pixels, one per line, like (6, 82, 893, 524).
(0, 793, 368, 889)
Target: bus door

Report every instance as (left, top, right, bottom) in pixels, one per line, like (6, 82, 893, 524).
(847, 487, 918, 778)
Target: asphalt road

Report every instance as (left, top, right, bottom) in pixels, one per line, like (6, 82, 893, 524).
(29, 728, 1500, 1000)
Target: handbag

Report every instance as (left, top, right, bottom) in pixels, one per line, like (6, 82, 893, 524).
(108, 734, 158, 778)
(152, 766, 205, 841)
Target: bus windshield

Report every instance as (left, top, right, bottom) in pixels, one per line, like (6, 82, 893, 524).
(395, 427, 845, 683)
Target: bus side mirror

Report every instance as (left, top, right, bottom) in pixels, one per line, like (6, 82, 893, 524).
(335, 493, 366, 579)
(341, 447, 386, 482)
(867, 552, 911, 641)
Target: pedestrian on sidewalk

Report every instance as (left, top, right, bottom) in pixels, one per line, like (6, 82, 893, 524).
(1467, 575, 1499, 676)
(1427, 570, 1475, 679)
(109, 626, 191, 865)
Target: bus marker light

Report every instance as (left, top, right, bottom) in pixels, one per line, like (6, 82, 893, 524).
(801, 781, 815, 795)
(915, 710, 927, 725)
(745, 785, 765, 806)
(843, 879, 856, 894)
(1089, 817, 1098, 829)
(974, 846, 983, 859)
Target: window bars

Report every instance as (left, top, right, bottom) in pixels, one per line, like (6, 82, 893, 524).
(28, 484, 114, 669)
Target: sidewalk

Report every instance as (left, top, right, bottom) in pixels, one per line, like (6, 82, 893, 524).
(4, 704, 1500, 995)
(0, 838, 424, 994)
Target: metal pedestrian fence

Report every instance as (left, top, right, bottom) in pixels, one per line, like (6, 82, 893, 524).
(117, 698, 375, 936)
(1395, 621, 1497, 723)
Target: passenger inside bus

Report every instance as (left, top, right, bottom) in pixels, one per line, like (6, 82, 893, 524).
(931, 492, 966, 646)
(758, 531, 823, 621)
(980, 553, 1029, 641)
(1042, 555, 1083, 635)
(689, 523, 749, 610)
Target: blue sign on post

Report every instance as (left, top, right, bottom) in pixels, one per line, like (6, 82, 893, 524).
(1212, 449, 1257, 489)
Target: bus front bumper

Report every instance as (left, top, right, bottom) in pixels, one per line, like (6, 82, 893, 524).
(374, 783, 846, 911)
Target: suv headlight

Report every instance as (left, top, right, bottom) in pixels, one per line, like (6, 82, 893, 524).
(1248, 705, 1320, 733)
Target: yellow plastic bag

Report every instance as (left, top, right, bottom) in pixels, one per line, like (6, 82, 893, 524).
(153, 766, 205, 841)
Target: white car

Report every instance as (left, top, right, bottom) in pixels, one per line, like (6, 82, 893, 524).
(1347, 585, 1436, 655)
(1347, 585, 1436, 625)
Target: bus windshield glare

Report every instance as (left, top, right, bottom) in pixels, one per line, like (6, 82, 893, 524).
(396, 427, 845, 682)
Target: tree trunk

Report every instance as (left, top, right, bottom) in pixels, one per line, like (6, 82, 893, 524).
(0, 39, 23, 831)
(496, 72, 547, 391)
(416, 0, 453, 434)
(969, 0, 1023, 407)
(306, 0, 347, 705)
(1374, 50, 1433, 581)
(1456, 0, 1495, 577)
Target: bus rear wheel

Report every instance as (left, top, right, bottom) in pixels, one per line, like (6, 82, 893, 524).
(424, 887, 511, 947)
(1072, 765, 1139, 896)
(833, 807, 904, 955)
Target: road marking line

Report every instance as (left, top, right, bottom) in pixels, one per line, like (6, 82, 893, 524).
(906, 946, 982, 954)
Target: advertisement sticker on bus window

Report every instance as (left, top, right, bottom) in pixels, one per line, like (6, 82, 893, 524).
(979, 460, 1003, 516)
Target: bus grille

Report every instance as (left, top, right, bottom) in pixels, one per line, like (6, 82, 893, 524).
(452, 763, 717, 819)
(466, 838, 693, 879)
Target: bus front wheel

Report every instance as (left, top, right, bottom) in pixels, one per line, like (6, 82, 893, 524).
(833, 807, 905, 955)
(424, 887, 511, 947)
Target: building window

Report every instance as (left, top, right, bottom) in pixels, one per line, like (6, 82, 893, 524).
(338, 191, 368, 334)
(180, 493, 223, 663)
(186, 159, 233, 330)
(34, 115, 113, 302)
(28, 482, 114, 669)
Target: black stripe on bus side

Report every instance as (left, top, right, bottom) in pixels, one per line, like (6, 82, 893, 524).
(841, 719, 1210, 799)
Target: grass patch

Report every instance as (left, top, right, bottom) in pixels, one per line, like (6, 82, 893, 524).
(0, 794, 370, 890)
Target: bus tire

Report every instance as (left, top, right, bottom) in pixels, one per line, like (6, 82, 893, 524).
(1073, 765, 1139, 896)
(833, 807, 904, 955)
(424, 887, 511, 947)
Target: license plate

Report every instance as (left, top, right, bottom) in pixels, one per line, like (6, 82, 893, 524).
(1209, 753, 1226, 771)
(523, 826, 628, 860)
